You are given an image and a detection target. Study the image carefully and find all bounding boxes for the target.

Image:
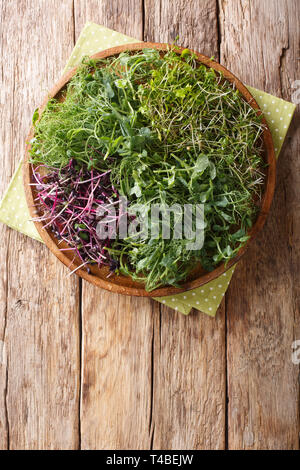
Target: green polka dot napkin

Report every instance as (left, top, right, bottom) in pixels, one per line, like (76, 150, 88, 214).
(0, 22, 295, 316)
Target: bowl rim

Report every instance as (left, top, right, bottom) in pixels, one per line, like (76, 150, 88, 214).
(23, 42, 276, 297)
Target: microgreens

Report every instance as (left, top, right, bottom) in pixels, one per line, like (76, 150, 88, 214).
(31, 161, 120, 274)
(30, 48, 266, 291)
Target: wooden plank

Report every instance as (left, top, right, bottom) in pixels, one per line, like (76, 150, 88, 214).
(0, 0, 11, 447)
(73, 1, 154, 450)
(80, 293, 154, 449)
(144, 0, 220, 58)
(151, 306, 226, 449)
(0, 0, 80, 449)
(1, 0, 296, 450)
(74, 0, 143, 38)
(219, 0, 300, 449)
(144, 0, 226, 450)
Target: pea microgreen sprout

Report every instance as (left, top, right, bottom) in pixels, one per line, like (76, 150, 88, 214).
(30, 48, 266, 291)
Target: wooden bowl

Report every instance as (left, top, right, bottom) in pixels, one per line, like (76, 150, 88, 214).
(24, 43, 276, 297)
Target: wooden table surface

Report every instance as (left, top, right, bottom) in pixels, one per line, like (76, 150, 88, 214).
(0, 0, 299, 450)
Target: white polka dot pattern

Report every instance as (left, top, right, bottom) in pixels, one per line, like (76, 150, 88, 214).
(247, 85, 295, 158)
(63, 23, 138, 74)
(0, 162, 42, 242)
(154, 267, 235, 316)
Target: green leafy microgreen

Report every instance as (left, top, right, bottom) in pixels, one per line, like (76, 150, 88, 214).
(30, 48, 266, 291)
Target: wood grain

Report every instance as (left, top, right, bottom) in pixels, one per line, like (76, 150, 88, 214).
(144, 0, 227, 450)
(144, 0, 219, 58)
(151, 305, 226, 449)
(81, 294, 154, 450)
(219, 0, 300, 449)
(280, 0, 300, 344)
(0, 0, 11, 447)
(0, 0, 80, 449)
(73, 0, 144, 38)
(0, 0, 299, 450)
(73, 0, 154, 450)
